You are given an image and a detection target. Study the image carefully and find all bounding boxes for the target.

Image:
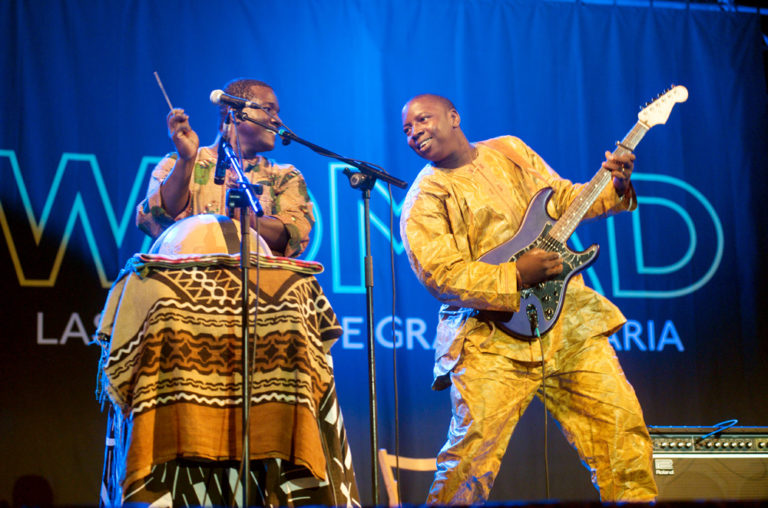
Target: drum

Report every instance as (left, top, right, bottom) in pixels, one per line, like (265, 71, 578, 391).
(148, 214, 272, 256)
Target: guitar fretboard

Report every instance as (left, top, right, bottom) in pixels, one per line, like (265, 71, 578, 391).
(548, 121, 650, 242)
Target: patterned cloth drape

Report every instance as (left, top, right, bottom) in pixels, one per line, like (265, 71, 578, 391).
(95, 253, 359, 506)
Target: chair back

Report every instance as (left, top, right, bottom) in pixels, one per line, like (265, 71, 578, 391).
(378, 448, 437, 506)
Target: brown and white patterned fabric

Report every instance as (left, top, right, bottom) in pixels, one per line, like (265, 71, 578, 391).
(114, 376, 358, 507)
(95, 252, 359, 506)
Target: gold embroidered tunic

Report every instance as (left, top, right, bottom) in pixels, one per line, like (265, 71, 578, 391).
(400, 136, 637, 387)
(400, 136, 656, 503)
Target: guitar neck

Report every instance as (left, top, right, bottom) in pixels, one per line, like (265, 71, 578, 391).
(549, 121, 650, 242)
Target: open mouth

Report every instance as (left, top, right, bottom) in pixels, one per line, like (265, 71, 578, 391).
(418, 137, 433, 151)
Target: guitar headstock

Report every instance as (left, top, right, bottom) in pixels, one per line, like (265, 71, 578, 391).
(638, 85, 688, 127)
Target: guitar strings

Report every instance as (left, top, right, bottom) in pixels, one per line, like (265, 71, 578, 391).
(550, 122, 647, 242)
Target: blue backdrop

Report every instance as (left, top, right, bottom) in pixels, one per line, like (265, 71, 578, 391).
(2, 0, 767, 504)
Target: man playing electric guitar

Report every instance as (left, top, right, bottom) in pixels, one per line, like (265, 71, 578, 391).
(400, 93, 658, 503)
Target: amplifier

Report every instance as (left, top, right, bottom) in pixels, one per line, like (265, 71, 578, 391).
(649, 426, 768, 501)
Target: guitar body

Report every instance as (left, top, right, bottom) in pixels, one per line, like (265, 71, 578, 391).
(473, 85, 687, 339)
(479, 188, 600, 340)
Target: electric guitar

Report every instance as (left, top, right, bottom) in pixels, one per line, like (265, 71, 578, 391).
(479, 85, 688, 340)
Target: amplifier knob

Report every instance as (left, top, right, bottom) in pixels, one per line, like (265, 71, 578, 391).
(747, 442, 753, 448)
(714, 442, 721, 448)
(738, 441, 745, 448)
(706, 442, 713, 448)
(685, 442, 692, 448)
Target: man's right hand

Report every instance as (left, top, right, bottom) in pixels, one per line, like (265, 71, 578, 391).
(515, 248, 563, 288)
(167, 108, 199, 161)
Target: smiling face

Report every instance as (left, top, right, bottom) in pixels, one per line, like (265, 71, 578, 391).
(227, 84, 282, 157)
(402, 95, 463, 166)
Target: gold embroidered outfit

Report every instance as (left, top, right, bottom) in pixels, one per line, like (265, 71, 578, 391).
(400, 136, 657, 503)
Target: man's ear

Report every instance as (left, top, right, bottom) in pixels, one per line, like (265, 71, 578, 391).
(449, 109, 461, 128)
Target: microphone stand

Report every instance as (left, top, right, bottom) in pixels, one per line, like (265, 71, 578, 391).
(219, 136, 264, 506)
(237, 111, 407, 504)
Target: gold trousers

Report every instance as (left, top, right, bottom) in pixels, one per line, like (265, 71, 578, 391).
(427, 335, 658, 504)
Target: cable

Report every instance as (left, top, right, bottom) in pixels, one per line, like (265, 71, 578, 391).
(245, 189, 263, 502)
(230, 111, 247, 508)
(246, 153, 269, 508)
(388, 183, 403, 505)
(537, 334, 550, 500)
(699, 419, 739, 442)
(527, 305, 550, 500)
(227, 110, 266, 508)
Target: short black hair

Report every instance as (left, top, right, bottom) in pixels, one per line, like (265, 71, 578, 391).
(406, 93, 457, 113)
(218, 78, 273, 129)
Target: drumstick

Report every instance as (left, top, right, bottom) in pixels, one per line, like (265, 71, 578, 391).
(153, 71, 175, 111)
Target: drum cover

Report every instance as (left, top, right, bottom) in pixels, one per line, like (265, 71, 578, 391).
(148, 214, 272, 256)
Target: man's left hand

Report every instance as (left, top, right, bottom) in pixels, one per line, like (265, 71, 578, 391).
(603, 151, 635, 196)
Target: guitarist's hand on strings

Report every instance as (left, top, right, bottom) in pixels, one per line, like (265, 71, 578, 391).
(515, 248, 563, 289)
(603, 151, 635, 197)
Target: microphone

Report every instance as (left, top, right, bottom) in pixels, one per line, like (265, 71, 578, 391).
(209, 89, 261, 110)
(214, 121, 231, 185)
(213, 89, 288, 144)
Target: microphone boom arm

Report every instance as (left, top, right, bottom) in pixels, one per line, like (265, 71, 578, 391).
(236, 112, 407, 188)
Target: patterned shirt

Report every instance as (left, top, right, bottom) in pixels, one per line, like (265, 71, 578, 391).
(136, 145, 314, 257)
